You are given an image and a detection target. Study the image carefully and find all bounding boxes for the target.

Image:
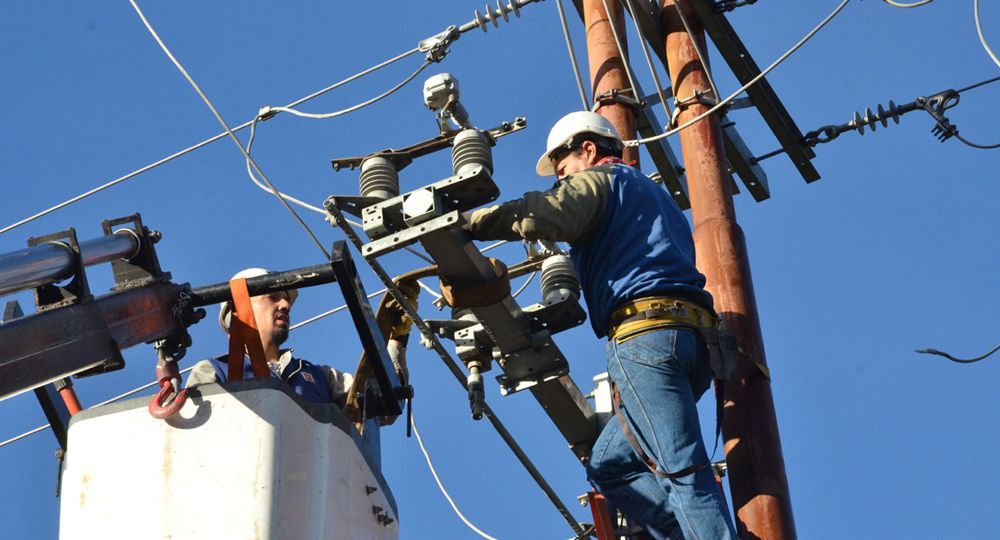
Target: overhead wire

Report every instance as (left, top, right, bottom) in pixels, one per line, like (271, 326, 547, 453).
(417, 280, 444, 300)
(127, 0, 331, 259)
(511, 271, 537, 298)
(599, 0, 643, 105)
(623, 0, 673, 120)
(0, 45, 422, 237)
(975, 0, 1000, 70)
(554, 0, 591, 110)
(624, 0, 852, 148)
(949, 71, 1000, 145)
(264, 60, 432, 120)
(916, 342, 1000, 363)
(670, 0, 721, 109)
(956, 74, 1000, 94)
(954, 133, 1000, 149)
(882, 0, 935, 7)
(243, 117, 437, 265)
(411, 415, 498, 540)
(0, 366, 196, 449)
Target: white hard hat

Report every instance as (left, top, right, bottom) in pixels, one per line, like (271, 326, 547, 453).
(535, 111, 622, 176)
(218, 268, 298, 333)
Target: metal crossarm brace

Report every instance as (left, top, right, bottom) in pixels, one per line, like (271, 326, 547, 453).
(570, 0, 770, 201)
(685, 0, 819, 183)
(630, 78, 692, 209)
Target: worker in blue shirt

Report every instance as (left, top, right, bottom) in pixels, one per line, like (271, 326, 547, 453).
(466, 111, 736, 539)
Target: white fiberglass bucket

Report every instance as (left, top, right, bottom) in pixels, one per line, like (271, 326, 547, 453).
(59, 379, 397, 540)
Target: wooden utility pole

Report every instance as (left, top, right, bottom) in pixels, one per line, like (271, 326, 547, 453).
(660, 1, 796, 538)
(583, 0, 639, 164)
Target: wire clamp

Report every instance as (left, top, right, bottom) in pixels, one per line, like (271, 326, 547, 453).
(591, 88, 641, 113)
(917, 90, 960, 142)
(256, 106, 277, 122)
(419, 26, 460, 63)
(669, 89, 720, 127)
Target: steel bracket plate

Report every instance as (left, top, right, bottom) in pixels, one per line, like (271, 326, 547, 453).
(687, 0, 820, 182)
(497, 367, 569, 396)
(495, 332, 571, 394)
(359, 211, 462, 260)
(522, 293, 588, 336)
(721, 115, 770, 201)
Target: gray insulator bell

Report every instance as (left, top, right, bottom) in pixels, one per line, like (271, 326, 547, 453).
(451, 129, 493, 176)
(540, 254, 579, 305)
(359, 156, 400, 201)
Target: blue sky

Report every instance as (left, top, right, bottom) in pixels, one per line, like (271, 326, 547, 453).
(1, 1, 998, 538)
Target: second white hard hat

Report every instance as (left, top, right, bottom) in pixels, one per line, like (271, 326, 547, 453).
(535, 111, 622, 177)
(218, 267, 298, 333)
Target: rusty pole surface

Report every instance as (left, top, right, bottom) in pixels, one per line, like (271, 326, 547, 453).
(660, 1, 796, 538)
(583, 0, 639, 165)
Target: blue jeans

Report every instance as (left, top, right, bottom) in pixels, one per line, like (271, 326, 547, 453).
(586, 327, 737, 540)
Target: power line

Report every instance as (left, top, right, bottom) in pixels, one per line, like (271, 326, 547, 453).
(625, 0, 852, 148)
(265, 59, 432, 120)
(242, 117, 438, 266)
(554, 0, 590, 110)
(882, 0, 935, 8)
(411, 414, 498, 540)
(954, 133, 1000, 149)
(671, 0, 721, 106)
(0, 366, 196, 449)
(916, 342, 1000, 363)
(956, 74, 1000, 94)
(600, 0, 643, 106)
(975, 0, 1000, 70)
(0, 49, 423, 238)
(129, 0, 331, 259)
(624, 0, 673, 121)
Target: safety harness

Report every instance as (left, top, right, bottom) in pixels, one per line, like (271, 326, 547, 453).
(226, 277, 270, 380)
(606, 295, 767, 480)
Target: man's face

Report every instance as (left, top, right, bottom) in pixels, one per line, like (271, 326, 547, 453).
(550, 140, 599, 179)
(248, 291, 292, 346)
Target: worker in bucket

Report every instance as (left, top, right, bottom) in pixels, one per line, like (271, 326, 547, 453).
(465, 111, 736, 539)
(186, 268, 354, 406)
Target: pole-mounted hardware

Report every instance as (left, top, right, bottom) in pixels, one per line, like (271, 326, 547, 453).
(326, 72, 597, 459)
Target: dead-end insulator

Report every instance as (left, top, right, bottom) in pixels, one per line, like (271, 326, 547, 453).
(359, 156, 400, 201)
(540, 255, 580, 305)
(473, 0, 522, 32)
(848, 101, 904, 135)
(452, 129, 493, 176)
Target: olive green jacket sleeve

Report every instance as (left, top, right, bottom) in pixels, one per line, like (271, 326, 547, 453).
(466, 168, 612, 243)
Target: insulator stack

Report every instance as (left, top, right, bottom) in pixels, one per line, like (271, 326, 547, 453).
(850, 101, 903, 135)
(452, 129, 493, 176)
(359, 156, 399, 201)
(540, 255, 580, 304)
(473, 0, 522, 32)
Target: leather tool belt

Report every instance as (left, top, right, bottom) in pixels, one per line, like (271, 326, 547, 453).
(607, 296, 765, 382)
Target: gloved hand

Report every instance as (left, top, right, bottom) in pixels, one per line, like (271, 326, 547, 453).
(384, 280, 420, 338)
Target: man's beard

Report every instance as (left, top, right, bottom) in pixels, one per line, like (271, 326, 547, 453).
(272, 326, 289, 346)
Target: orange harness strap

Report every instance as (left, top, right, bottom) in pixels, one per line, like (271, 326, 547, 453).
(227, 277, 270, 379)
